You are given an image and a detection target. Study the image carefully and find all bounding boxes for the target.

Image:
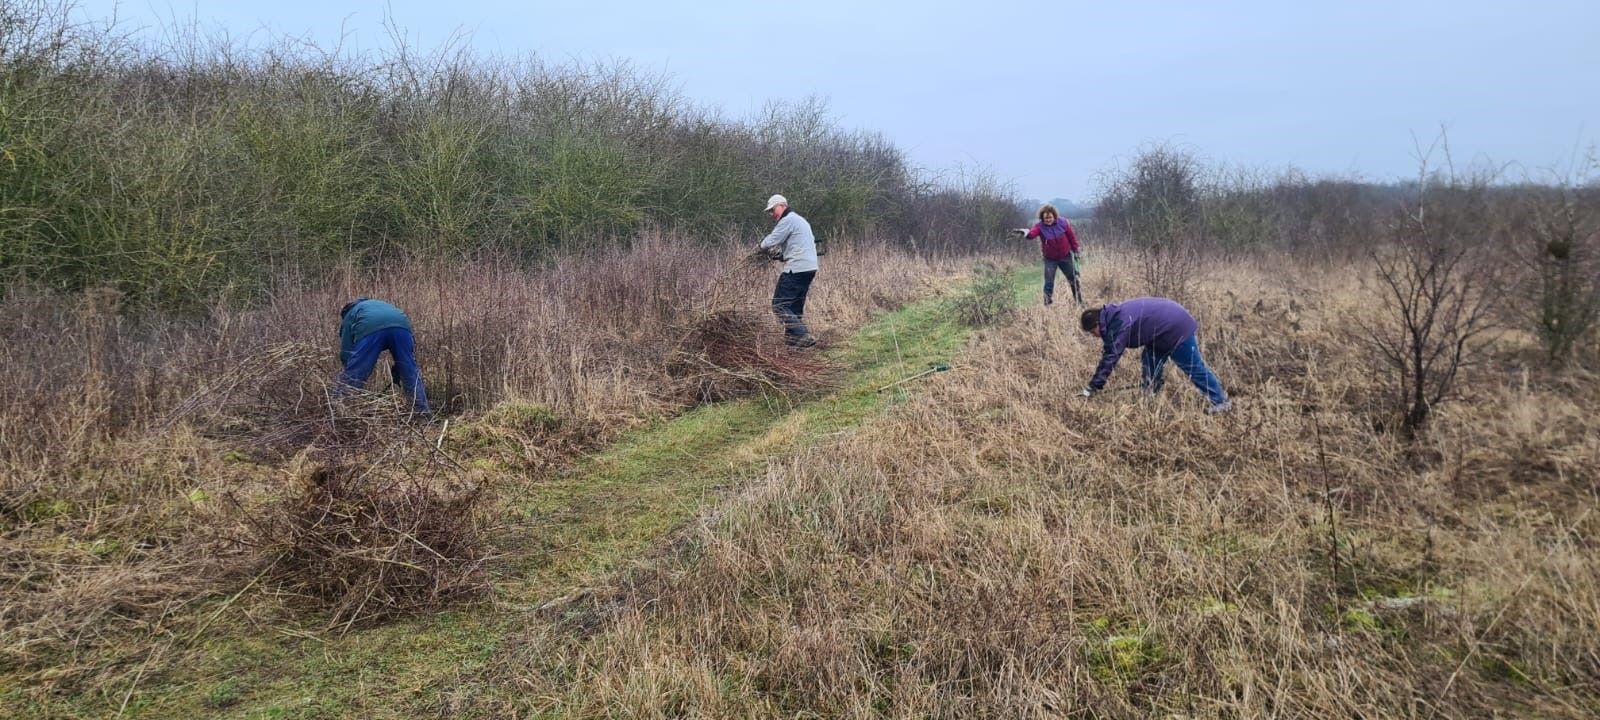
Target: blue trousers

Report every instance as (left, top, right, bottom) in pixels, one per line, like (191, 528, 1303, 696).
(338, 327, 430, 413)
(772, 270, 816, 338)
(1140, 334, 1227, 405)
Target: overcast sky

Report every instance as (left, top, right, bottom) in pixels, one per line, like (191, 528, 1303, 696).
(73, 1, 1600, 203)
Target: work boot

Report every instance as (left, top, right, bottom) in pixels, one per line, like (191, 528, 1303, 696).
(1044, 292, 1053, 306)
(1205, 399, 1233, 415)
(792, 334, 818, 349)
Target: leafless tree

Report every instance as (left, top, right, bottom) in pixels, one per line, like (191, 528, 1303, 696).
(1357, 173, 1501, 432)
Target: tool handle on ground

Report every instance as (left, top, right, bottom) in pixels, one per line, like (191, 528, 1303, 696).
(875, 363, 951, 393)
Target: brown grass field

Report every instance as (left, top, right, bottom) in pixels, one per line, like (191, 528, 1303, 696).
(2, 238, 1598, 718)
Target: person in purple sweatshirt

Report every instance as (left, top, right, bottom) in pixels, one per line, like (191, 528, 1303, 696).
(1009, 204, 1082, 305)
(1078, 297, 1232, 414)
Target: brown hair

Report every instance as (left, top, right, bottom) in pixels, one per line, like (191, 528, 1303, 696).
(1038, 204, 1059, 221)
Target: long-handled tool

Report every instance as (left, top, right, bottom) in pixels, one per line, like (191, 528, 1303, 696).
(876, 363, 951, 393)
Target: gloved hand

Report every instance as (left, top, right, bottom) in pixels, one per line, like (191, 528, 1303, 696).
(1008, 228, 1028, 238)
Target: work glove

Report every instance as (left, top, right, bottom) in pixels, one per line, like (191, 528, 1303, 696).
(744, 249, 775, 267)
(1008, 228, 1028, 238)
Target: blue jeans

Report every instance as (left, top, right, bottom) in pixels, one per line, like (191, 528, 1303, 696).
(1042, 257, 1080, 302)
(1140, 334, 1227, 405)
(338, 327, 430, 413)
(772, 270, 816, 338)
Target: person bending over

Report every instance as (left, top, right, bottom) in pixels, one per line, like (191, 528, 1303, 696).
(1079, 297, 1231, 414)
(337, 297, 431, 416)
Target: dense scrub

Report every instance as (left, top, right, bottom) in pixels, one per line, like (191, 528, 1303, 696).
(0, 1, 1019, 307)
(1092, 143, 1600, 371)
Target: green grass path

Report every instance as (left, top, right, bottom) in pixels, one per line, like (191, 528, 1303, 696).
(32, 268, 1035, 719)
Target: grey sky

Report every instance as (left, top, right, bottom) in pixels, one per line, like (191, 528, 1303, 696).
(74, 1, 1600, 202)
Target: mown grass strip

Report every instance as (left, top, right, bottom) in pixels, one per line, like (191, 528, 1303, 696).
(68, 267, 1030, 719)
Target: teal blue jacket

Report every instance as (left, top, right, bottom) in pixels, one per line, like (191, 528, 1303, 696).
(338, 298, 413, 364)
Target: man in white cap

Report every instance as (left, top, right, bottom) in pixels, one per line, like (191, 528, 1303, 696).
(758, 194, 820, 348)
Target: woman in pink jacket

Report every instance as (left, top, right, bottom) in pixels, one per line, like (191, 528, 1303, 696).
(1012, 204, 1082, 305)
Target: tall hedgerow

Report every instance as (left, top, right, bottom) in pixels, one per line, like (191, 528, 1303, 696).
(0, 1, 1024, 308)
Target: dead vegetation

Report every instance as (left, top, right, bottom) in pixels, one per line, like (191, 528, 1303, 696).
(236, 457, 491, 631)
(0, 236, 953, 697)
(668, 307, 841, 403)
(463, 252, 1599, 719)
(4, 139, 1598, 716)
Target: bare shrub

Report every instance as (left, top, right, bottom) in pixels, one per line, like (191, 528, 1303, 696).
(1356, 178, 1501, 432)
(1095, 144, 1207, 301)
(238, 458, 490, 631)
(1136, 235, 1205, 302)
(949, 262, 1017, 327)
(900, 166, 1028, 255)
(1096, 143, 1204, 244)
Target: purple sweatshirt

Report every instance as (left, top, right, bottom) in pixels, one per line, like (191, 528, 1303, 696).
(1088, 298, 1199, 391)
(1025, 218, 1080, 261)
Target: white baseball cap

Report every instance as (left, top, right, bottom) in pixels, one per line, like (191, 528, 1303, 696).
(764, 194, 788, 212)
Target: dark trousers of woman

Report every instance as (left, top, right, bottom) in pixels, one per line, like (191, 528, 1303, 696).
(1042, 257, 1081, 305)
(772, 270, 816, 341)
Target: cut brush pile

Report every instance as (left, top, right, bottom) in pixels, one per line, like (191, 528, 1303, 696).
(668, 307, 841, 403)
(236, 458, 491, 631)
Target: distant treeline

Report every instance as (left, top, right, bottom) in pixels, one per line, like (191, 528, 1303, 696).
(1090, 142, 1599, 369)
(0, 1, 1021, 307)
(1092, 143, 1599, 257)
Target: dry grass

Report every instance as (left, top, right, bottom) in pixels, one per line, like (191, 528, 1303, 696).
(7, 237, 1596, 716)
(0, 233, 953, 692)
(473, 250, 1599, 718)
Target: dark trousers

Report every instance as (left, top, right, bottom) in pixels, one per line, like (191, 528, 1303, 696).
(1043, 257, 1081, 303)
(772, 270, 817, 339)
(1140, 334, 1227, 405)
(338, 327, 430, 413)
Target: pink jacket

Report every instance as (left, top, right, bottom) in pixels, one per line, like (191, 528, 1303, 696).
(1025, 219, 1080, 261)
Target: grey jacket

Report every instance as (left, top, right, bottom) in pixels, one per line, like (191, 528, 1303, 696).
(759, 209, 819, 274)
